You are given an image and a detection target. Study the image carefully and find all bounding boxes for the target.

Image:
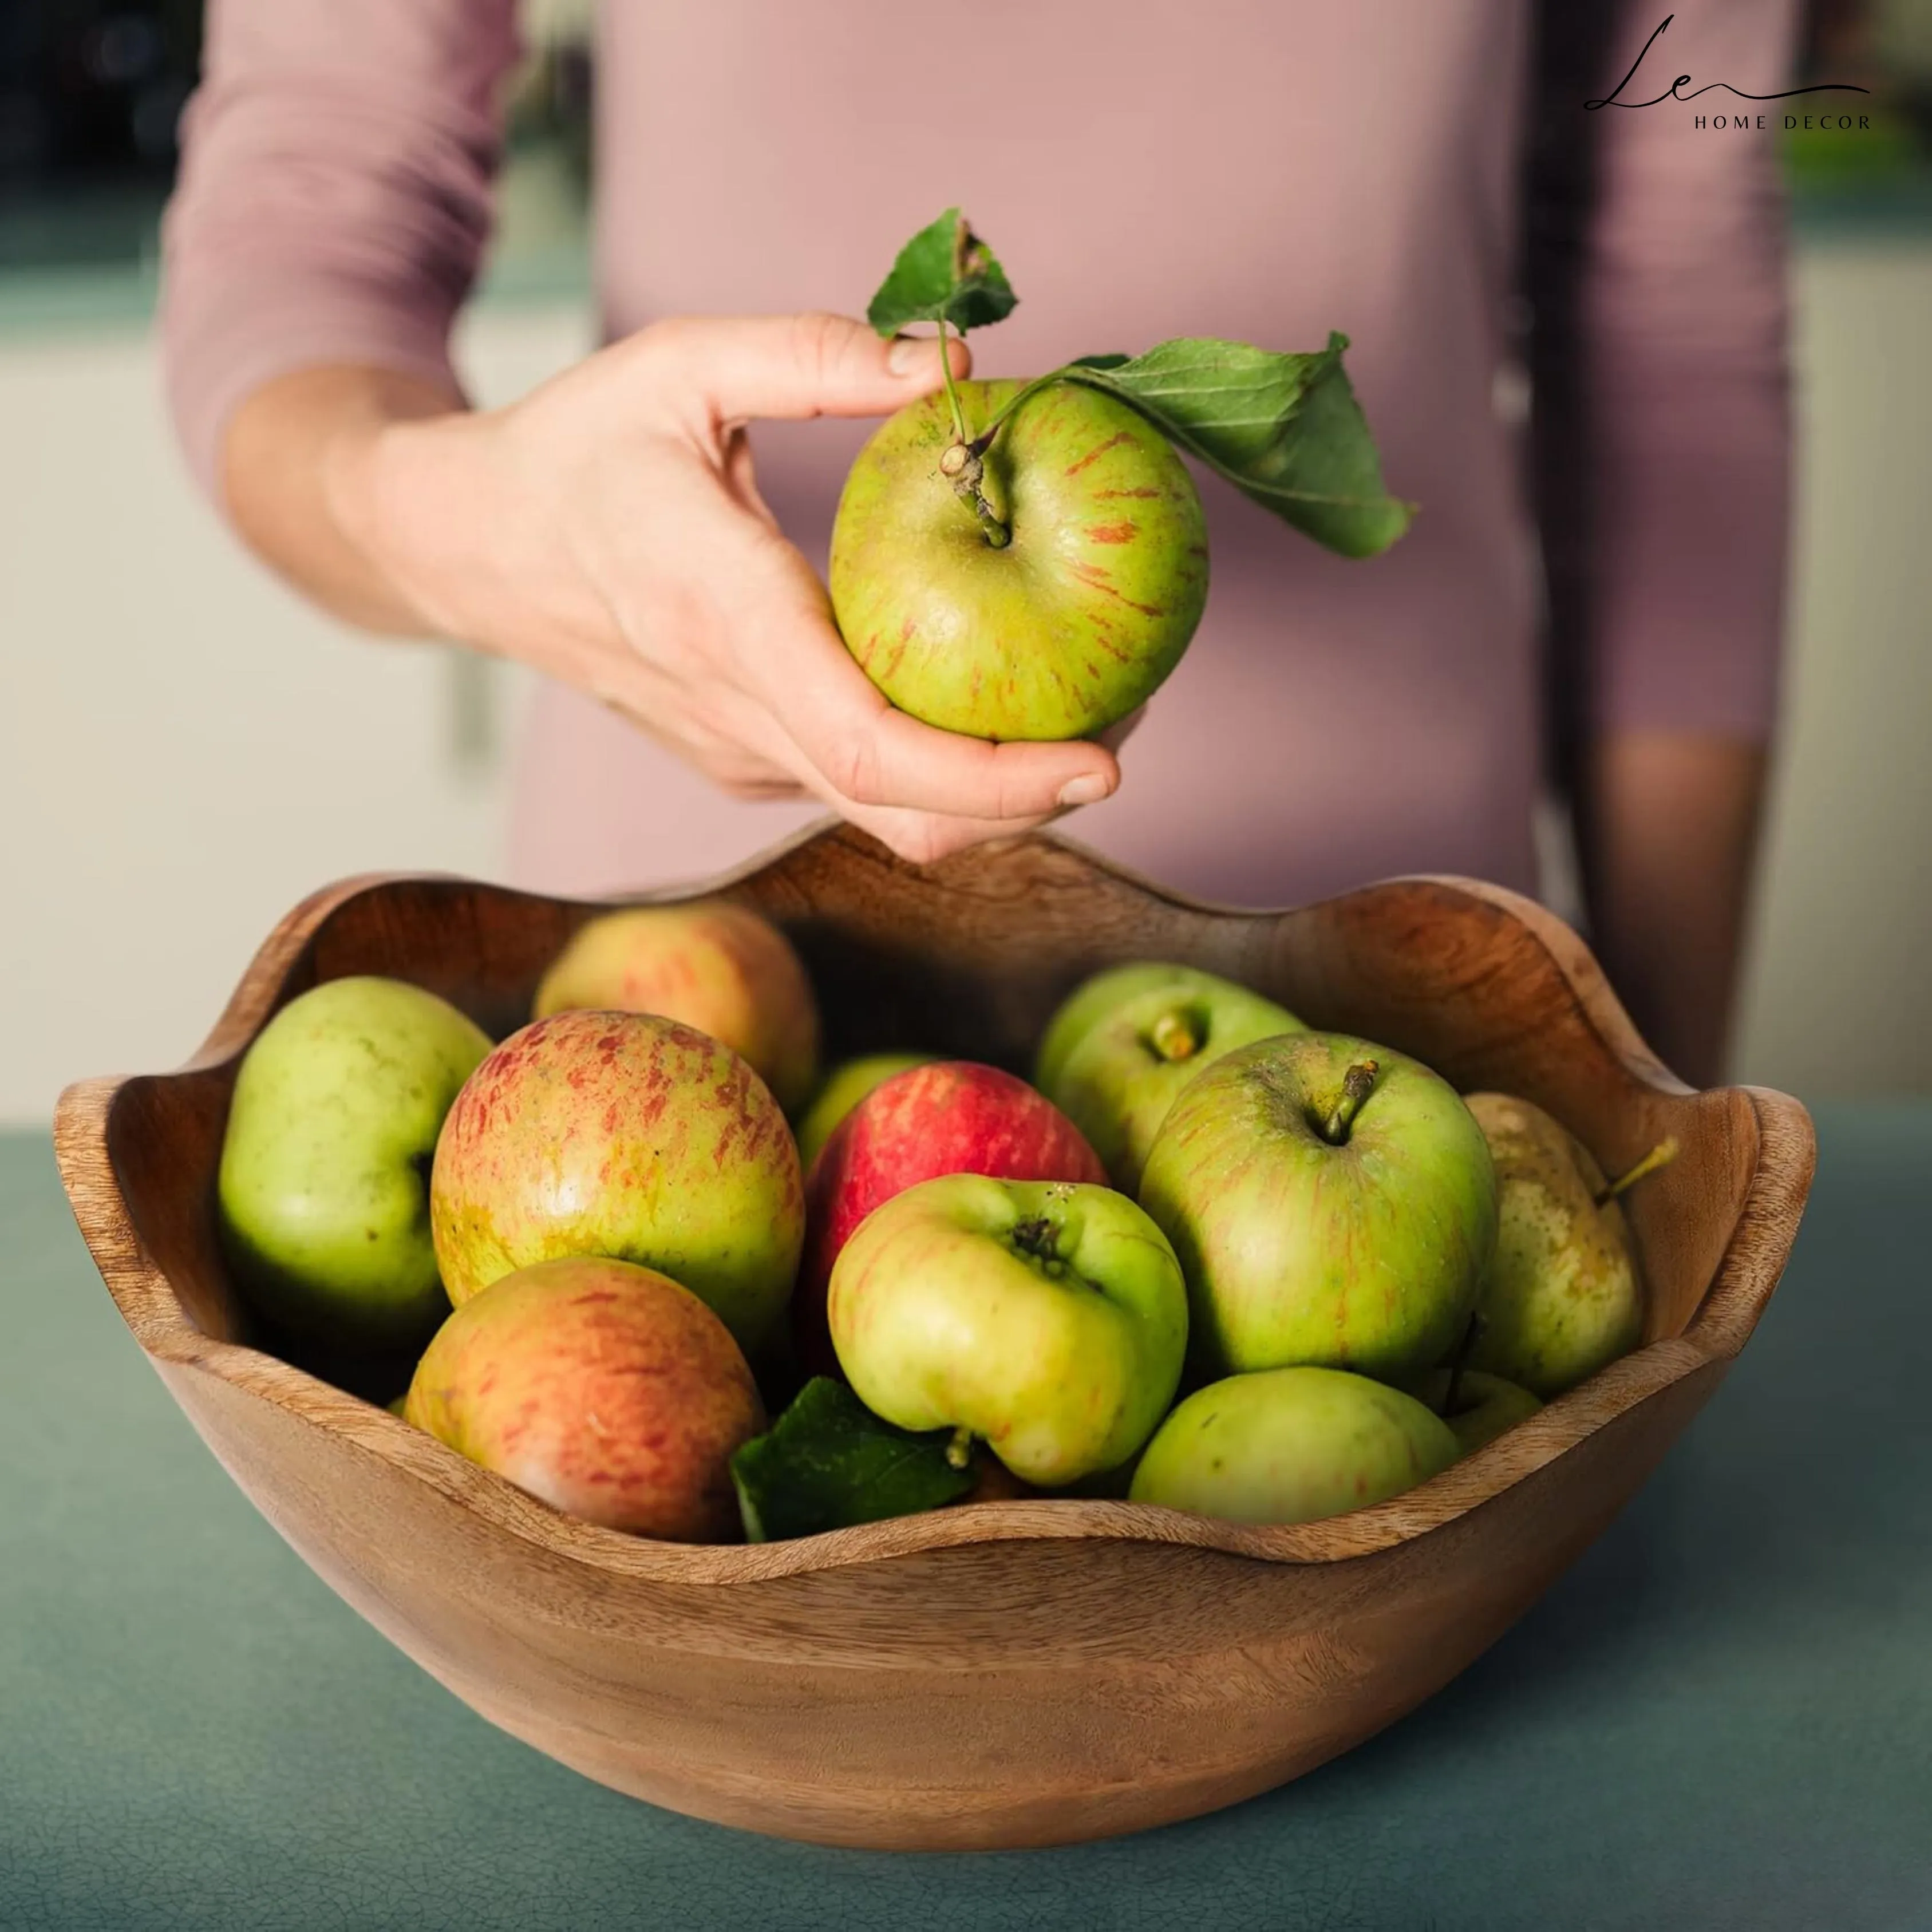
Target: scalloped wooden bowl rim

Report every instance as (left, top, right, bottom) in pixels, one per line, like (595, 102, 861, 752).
(54, 821, 1816, 1586)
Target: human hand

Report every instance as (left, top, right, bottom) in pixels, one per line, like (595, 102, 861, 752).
(331, 313, 1121, 862)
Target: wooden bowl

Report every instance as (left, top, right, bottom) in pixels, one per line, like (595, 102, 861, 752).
(54, 823, 1814, 1851)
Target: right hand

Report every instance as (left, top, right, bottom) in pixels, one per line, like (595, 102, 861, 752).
(329, 311, 1122, 864)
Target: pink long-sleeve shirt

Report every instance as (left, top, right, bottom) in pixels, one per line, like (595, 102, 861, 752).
(161, 0, 1795, 908)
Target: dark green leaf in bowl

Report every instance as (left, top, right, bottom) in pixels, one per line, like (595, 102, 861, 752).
(732, 1377, 978, 1543)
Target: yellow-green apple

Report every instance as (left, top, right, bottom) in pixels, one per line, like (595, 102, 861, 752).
(791, 1060, 1105, 1378)
(829, 379, 1208, 741)
(1405, 1366, 1543, 1455)
(218, 975, 491, 1349)
(1044, 973, 1303, 1191)
(406, 1255, 763, 1540)
(1458, 1092, 1644, 1396)
(1138, 1033, 1496, 1382)
(794, 1052, 935, 1170)
(430, 1009, 803, 1354)
(1129, 1366, 1459, 1525)
(1035, 962, 1226, 1095)
(533, 901, 819, 1115)
(829, 1175, 1188, 1485)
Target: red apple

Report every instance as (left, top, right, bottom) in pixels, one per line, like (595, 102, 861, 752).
(792, 1060, 1105, 1377)
(405, 1255, 765, 1541)
(533, 900, 820, 1116)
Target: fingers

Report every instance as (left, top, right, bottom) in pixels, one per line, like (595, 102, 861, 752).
(647, 312, 971, 425)
(764, 613, 1120, 823)
(837, 800, 1059, 868)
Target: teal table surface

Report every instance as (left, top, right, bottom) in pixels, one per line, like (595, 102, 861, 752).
(4, 1109, 1929, 1932)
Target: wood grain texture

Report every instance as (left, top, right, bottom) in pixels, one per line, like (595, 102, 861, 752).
(52, 821, 1815, 1848)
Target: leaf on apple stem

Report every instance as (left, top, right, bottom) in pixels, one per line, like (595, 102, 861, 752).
(865, 208, 1018, 337)
(862, 213, 1412, 558)
(730, 1376, 978, 1543)
(1057, 336, 1416, 558)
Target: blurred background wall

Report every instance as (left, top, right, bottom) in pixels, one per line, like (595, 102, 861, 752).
(2, 1, 1929, 1123)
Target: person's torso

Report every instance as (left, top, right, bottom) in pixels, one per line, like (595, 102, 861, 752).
(512, 0, 1546, 907)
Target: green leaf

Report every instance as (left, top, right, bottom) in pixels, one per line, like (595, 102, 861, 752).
(866, 208, 1018, 337)
(1060, 333, 1415, 558)
(731, 1377, 977, 1542)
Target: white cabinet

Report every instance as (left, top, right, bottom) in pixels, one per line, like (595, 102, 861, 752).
(0, 302, 580, 1120)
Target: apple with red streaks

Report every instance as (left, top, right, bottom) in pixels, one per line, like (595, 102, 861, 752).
(430, 1009, 803, 1354)
(533, 900, 820, 1116)
(406, 1255, 764, 1540)
(829, 377, 1208, 740)
(791, 1060, 1105, 1378)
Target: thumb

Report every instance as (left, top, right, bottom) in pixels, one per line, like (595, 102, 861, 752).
(663, 311, 971, 424)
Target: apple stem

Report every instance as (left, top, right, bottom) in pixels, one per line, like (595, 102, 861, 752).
(1440, 1310, 1485, 1419)
(945, 445, 1011, 548)
(1149, 1010, 1203, 1062)
(935, 317, 971, 447)
(1595, 1136, 1681, 1206)
(946, 1425, 974, 1471)
(930, 319, 1012, 547)
(1320, 1060, 1381, 1145)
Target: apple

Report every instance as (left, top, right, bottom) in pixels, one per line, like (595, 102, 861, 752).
(1137, 1032, 1497, 1383)
(532, 900, 819, 1115)
(406, 1255, 764, 1540)
(1044, 973, 1303, 1191)
(1129, 1366, 1460, 1525)
(430, 1009, 803, 1354)
(794, 1051, 935, 1171)
(217, 975, 492, 1349)
(791, 1059, 1105, 1378)
(829, 378, 1208, 741)
(1458, 1092, 1645, 1397)
(828, 1174, 1188, 1486)
(1405, 1366, 1543, 1455)
(1034, 962, 1226, 1096)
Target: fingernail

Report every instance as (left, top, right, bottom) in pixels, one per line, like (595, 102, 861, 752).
(888, 335, 935, 377)
(1058, 775, 1111, 808)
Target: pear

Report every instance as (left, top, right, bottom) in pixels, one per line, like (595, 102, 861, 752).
(1460, 1093, 1649, 1398)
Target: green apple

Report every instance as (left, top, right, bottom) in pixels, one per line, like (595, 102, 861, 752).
(828, 1174, 1188, 1487)
(1034, 962, 1228, 1095)
(1138, 1032, 1496, 1382)
(829, 378, 1208, 741)
(218, 976, 492, 1348)
(795, 1052, 935, 1171)
(1459, 1092, 1645, 1397)
(1130, 1366, 1460, 1525)
(1044, 974, 1303, 1192)
(1405, 1366, 1543, 1455)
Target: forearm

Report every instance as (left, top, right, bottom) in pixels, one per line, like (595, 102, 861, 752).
(222, 366, 466, 637)
(1577, 730, 1769, 1089)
